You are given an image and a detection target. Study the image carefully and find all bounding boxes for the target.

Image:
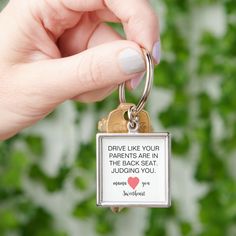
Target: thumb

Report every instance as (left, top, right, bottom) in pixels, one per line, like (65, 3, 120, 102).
(15, 40, 146, 103)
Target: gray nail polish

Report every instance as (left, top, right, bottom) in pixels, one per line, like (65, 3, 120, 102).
(118, 48, 145, 75)
(152, 41, 161, 64)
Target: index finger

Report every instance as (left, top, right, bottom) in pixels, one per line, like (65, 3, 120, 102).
(104, 0, 160, 63)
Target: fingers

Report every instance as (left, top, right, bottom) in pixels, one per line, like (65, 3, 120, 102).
(60, 23, 120, 102)
(59, 21, 122, 56)
(96, 9, 120, 22)
(87, 23, 122, 48)
(104, 0, 160, 59)
(58, 13, 100, 57)
(60, 22, 144, 101)
(72, 24, 121, 102)
(60, 22, 143, 102)
(73, 85, 117, 102)
(13, 40, 146, 105)
(60, 0, 160, 62)
(87, 23, 142, 93)
(61, 0, 105, 11)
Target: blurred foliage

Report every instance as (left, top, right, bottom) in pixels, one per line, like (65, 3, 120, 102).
(1, 0, 236, 236)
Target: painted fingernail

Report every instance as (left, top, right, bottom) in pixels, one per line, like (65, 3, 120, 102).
(131, 73, 144, 89)
(152, 41, 161, 64)
(118, 48, 145, 75)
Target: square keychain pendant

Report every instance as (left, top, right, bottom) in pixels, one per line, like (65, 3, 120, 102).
(96, 133, 171, 208)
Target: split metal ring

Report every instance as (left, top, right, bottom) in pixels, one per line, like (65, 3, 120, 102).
(119, 48, 154, 114)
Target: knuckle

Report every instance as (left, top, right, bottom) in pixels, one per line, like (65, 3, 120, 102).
(86, 53, 104, 87)
(76, 52, 104, 92)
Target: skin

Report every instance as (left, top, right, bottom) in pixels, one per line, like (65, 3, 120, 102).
(0, 0, 159, 140)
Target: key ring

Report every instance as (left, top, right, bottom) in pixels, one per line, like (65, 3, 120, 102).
(119, 48, 154, 114)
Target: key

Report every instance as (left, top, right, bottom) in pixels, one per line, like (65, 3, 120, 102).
(98, 103, 152, 133)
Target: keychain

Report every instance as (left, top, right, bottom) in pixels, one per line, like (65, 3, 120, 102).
(96, 49, 171, 213)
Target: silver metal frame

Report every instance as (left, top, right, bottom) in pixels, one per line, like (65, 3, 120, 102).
(96, 132, 171, 208)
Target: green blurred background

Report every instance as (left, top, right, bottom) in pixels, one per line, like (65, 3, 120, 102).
(1, 0, 236, 235)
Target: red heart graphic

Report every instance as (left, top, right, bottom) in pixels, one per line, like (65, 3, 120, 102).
(128, 177, 140, 189)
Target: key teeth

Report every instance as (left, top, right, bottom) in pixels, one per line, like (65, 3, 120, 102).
(111, 207, 124, 213)
(98, 117, 107, 132)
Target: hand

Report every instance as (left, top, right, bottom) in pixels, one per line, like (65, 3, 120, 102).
(0, 0, 160, 140)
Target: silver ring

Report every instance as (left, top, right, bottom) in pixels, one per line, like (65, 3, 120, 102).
(119, 48, 154, 114)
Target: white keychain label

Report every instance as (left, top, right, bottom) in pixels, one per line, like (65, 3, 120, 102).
(97, 133, 171, 207)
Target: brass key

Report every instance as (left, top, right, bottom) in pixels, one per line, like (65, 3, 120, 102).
(98, 103, 152, 133)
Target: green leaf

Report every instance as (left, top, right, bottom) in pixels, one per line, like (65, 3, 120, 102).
(76, 142, 96, 170)
(159, 90, 189, 128)
(25, 135, 44, 156)
(73, 196, 98, 219)
(29, 165, 70, 192)
(180, 221, 192, 235)
(172, 133, 190, 155)
(0, 150, 29, 190)
(74, 176, 87, 191)
(20, 207, 67, 236)
(0, 209, 19, 231)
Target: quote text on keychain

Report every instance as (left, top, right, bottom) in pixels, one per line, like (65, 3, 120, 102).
(96, 49, 171, 212)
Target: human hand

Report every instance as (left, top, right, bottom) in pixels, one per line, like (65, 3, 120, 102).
(0, 0, 160, 140)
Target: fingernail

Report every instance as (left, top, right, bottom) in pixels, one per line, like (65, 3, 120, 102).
(131, 73, 144, 89)
(152, 41, 161, 64)
(118, 48, 145, 75)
